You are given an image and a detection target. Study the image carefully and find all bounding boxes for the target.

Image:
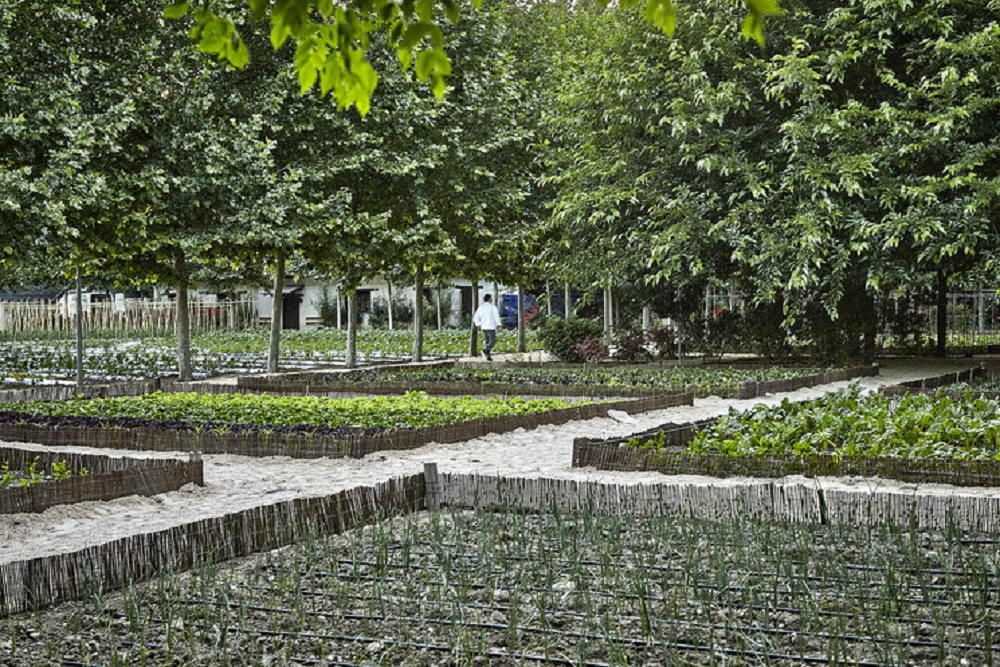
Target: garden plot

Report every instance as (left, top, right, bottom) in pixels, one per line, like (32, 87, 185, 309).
(0, 444, 202, 515)
(3, 506, 998, 666)
(575, 383, 1000, 486)
(0, 329, 535, 384)
(241, 364, 873, 400)
(0, 391, 688, 458)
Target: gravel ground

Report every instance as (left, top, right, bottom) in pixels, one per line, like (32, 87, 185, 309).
(0, 357, 991, 565)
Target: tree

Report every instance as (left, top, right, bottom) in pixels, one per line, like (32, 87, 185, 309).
(165, 0, 781, 115)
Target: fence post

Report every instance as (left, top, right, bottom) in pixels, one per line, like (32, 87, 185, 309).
(424, 462, 440, 511)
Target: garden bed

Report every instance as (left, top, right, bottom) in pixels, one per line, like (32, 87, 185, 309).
(574, 384, 1000, 486)
(0, 329, 540, 383)
(0, 391, 693, 458)
(0, 445, 202, 515)
(234, 363, 878, 399)
(0, 378, 160, 405)
(3, 482, 997, 665)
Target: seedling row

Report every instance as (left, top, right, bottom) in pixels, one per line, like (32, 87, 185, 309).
(0, 329, 541, 384)
(6, 506, 998, 666)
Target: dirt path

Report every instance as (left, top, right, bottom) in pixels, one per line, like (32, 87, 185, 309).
(0, 358, 989, 564)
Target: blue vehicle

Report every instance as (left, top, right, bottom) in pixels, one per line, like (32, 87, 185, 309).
(500, 294, 539, 328)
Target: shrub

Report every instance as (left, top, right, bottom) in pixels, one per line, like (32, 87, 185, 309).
(611, 329, 649, 362)
(573, 336, 609, 362)
(646, 324, 675, 359)
(369, 296, 414, 328)
(539, 317, 604, 362)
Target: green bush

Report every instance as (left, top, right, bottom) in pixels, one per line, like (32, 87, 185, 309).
(538, 317, 604, 362)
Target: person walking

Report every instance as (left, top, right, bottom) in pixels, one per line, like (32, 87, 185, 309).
(472, 294, 503, 361)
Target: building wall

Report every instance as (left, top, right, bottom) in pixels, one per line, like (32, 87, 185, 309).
(256, 277, 512, 329)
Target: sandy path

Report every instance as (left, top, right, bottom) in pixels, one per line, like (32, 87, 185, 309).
(0, 358, 988, 564)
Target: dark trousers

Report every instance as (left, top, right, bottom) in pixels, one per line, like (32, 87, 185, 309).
(483, 329, 497, 354)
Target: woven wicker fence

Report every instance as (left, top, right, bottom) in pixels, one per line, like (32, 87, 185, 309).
(437, 472, 1000, 534)
(0, 379, 161, 405)
(572, 440, 1000, 488)
(0, 473, 423, 616)
(0, 446, 202, 515)
(880, 365, 985, 397)
(0, 393, 693, 459)
(735, 364, 878, 399)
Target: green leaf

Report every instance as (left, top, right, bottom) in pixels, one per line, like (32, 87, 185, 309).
(416, 0, 434, 22)
(643, 0, 676, 36)
(741, 12, 765, 48)
(400, 22, 433, 50)
(397, 47, 413, 71)
(742, 0, 781, 48)
(163, 1, 189, 20)
(441, 0, 461, 24)
(415, 48, 450, 82)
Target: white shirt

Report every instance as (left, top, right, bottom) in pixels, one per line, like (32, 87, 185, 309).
(473, 302, 502, 330)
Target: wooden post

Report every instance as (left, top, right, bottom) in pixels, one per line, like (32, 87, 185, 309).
(424, 462, 440, 511)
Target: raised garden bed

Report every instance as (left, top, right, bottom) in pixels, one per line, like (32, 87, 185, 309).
(0, 445, 202, 515)
(0, 391, 693, 458)
(0, 379, 161, 405)
(234, 363, 878, 399)
(4, 483, 997, 665)
(574, 384, 1000, 486)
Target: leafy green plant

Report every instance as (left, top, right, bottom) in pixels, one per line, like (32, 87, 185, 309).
(51, 460, 72, 481)
(9, 391, 580, 431)
(538, 317, 604, 362)
(682, 385, 1000, 461)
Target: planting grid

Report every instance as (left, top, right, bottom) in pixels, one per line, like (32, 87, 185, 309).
(5, 506, 1000, 666)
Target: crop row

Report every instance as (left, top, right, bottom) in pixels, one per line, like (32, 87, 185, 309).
(339, 365, 825, 397)
(664, 385, 1000, 461)
(0, 329, 540, 383)
(5, 391, 578, 431)
(3, 506, 997, 666)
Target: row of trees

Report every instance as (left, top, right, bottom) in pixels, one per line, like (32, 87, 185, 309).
(2, 0, 998, 371)
(541, 0, 1000, 359)
(1, 0, 543, 377)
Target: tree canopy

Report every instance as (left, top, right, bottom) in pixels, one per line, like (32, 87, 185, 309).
(165, 0, 781, 114)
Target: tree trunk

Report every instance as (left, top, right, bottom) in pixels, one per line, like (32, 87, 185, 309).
(436, 285, 443, 330)
(936, 267, 947, 357)
(517, 284, 526, 353)
(603, 285, 613, 342)
(413, 265, 424, 362)
(346, 290, 358, 368)
(564, 282, 572, 318)
(335, 285, 342, 330)
(75, 266, 84, 388)
(174, 255, 193, 382)
(469, 279, 479, 356)
(268, 249, 285, 373)
(545, 281, 552, 316)
(387, 281, 393, 330)
(642, 306, 651, 333)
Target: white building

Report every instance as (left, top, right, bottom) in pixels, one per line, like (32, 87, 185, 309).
(256, 277, 515, 330)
